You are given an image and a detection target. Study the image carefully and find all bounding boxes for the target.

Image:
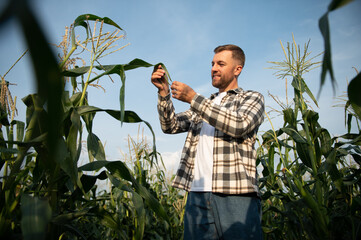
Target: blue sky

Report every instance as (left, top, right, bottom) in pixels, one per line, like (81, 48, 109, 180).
(1, 0, 361, 174)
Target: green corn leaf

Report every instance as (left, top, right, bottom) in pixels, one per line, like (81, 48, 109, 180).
(133, 192, 146, 240)
(52, 107, 82, 186)
(344, 100, 351, 125)
(79, 160, 170, 224)
(55, 137, 78, 186)
(325, 149, 343, 191)
(72, 14, 123, 49)
(106, 171, 133, 192)
(91, 65, 124, 84)
(293, 178, 329, 236)
(351, 153, 361, 165)
(80, 171, 108, 193)
(317, 128, 332, 156)
(62, 59, 155, 82)
(82, 110, 95, 134)
(261, 130, 275, 143)
(10, 120, 25, 142)
(268, 144, 275, 178)
(295, 142, 312, 169)
(76, 106, 143, 123)
(153, 62, 173, 84)
(278, 138, 295, 150)
(300, 77, 318, 107)
(62, 60, 171, 85)
(70, 92, 83, 106)
(62, 59, 169, 127)
(62, 67, 91, 77)
(118, 64, 126, 124)
(87, 132, 106, 162)
(261, 129, 284, 145)
(283, 108, 297, 128)
(71, 76, 77, 92)
(98, 209, 119, 230)
(328, 0, 354, 11)
(79, 160, 113, 171)
(281, 127, 308, 144)
(73, 16, 88, 29)
(318, 0, 353, 94)
(74, 14, 123, 31)
(292, 76, 318, 107)
(22, 94, 47, 141)
(68, 109, 81, 163)
(124, 58, 154, 70)
(51, 209, 89, 225)
(347, 72, 361, 119)
(346, 113, 352, 134)
(319, 12, 335, 94)
(291, 75, 306, 92)
(79, 161, 132, 182)
(342, 134, 361, 147)
(76, 106, 158, 163)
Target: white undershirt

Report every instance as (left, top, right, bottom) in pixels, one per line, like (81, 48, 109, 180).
(190, 92, 227, 192)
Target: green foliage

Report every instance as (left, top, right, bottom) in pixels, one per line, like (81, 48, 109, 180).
(0, 1, 184, 239)
(347, 72, 361, 120)
(318, 0, 354, 91)
(260, 36, 361, 240)
(318, 0, 361, 121)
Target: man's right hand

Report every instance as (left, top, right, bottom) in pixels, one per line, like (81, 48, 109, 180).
(151, 65, 169, 97)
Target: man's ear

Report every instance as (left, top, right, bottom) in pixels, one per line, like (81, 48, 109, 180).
(234, 65, 243, 76)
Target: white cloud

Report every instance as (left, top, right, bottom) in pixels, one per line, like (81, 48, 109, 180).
(159, 150, 182, 176)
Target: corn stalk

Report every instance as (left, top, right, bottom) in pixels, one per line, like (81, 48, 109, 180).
(260, 35, 361, 239)
(0, 1, 178, 238)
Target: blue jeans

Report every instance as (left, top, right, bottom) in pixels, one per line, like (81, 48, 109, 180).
(184, 192, 263, 240)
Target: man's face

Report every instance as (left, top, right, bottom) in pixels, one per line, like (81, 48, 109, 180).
(211, 50, 242, 92)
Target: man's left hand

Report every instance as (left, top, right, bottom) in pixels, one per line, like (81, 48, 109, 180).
(171, 81, 196, 104)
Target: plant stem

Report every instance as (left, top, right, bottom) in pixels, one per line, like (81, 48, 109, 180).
(2, 50, 28, 79)
(265, 111, 289, 169)
(79, 64, 94, 106)
(303, 116, 324, 206)
(59, 45, 77, 70)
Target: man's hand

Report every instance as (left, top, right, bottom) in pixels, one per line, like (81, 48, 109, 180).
(171, 81, 196, 104)
(151, 65, 169, 97)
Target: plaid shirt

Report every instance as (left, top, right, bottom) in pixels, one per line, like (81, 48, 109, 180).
(158, 88, 265, 195)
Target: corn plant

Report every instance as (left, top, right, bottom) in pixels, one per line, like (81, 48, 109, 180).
(56, 131, 185, 239)
(0, 0, 177, 239)
(259, 36, 361, 239)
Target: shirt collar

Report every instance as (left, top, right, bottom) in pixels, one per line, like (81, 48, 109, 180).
(210, 87, 244, 99)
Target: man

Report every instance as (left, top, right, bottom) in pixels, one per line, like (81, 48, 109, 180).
(151, 44, 264, 239)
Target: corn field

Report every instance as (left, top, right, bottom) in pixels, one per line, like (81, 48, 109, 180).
(0, 0, 360, 239)
(258, 35, 360, 239)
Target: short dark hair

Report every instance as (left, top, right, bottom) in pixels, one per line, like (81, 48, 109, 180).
(214, 44, 245, 67)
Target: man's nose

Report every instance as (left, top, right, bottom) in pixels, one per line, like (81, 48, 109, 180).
(211, 65, 218, 73)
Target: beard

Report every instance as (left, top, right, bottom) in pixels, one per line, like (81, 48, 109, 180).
(212, 75, 229, 89)
(211, 74, 237, 92)
(212, 75, 223, 87)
